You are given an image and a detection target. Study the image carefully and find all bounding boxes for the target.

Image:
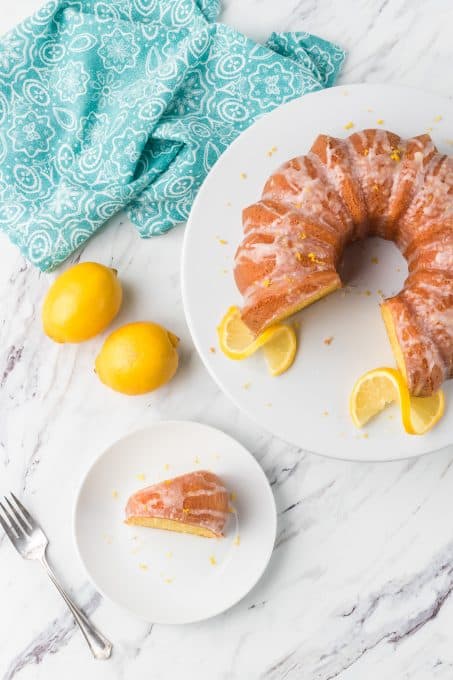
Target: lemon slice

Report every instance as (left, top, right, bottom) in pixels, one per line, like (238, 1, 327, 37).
(217, 306, 287, 359)
(217, 306, 297, 376)
(350, 367, 445, 435)
(262, 326, 297, 376)
(404, 391, 445, 435)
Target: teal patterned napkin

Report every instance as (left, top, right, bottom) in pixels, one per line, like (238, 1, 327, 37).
(0, 0, 345, 271)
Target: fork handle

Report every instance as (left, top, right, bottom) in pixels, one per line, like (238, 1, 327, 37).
(39, 554, 112, 659)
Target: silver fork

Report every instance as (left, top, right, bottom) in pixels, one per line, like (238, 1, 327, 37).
(0, 493, 112, 660)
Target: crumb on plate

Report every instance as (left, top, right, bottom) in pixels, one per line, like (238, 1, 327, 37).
(323, 336, 334, 346)
(344, 121, 354, 130)
(209, 555, 217, 566)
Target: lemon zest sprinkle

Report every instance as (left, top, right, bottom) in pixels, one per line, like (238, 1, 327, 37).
(390, 148, 402, 161)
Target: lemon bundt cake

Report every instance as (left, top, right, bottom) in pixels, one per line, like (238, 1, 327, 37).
(234, 129, 453, 396)
(125, 470, 230, 538)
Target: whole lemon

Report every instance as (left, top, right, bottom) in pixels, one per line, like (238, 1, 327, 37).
(42, 262, 122, 343)
(95, 322, 179, 395)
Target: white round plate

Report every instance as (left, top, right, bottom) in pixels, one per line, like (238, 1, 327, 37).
(182, 84, 453, 462)
(74, 421, 276, 624)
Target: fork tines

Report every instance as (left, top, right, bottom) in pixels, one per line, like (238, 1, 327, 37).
(0, 493, 34, 541)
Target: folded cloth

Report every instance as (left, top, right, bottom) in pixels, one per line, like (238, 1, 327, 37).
(0, 0, 345, 270)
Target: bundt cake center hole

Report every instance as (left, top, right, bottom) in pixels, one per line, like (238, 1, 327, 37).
(338, 237, 408, 292)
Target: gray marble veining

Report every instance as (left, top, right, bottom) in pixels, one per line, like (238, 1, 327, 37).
(1, 1, 453, 679)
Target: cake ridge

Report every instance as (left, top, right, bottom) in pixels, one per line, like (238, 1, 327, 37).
(234, 128, 453, 396)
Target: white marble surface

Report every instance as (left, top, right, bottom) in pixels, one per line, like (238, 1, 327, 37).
(1, 1, 453, 679)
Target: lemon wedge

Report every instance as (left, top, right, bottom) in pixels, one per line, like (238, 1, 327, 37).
(217, 306, 297, 376)
(404, 391, 445, 435)
(350, 367, 445, 435)
(262, 326, 297, 376)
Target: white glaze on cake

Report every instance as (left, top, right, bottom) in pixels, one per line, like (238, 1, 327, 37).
(125, 470, 230, 536)
(234, 129, 453, 395)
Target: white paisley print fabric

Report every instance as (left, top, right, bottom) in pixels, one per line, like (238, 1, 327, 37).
(0, 0, 345, 271)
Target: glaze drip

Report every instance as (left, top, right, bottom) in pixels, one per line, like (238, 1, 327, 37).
(234, 129, 453, 395)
